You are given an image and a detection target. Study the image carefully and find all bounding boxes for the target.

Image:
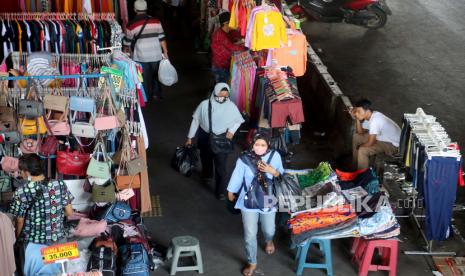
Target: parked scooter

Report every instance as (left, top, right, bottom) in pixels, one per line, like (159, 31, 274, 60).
(298, 0, 392, 29)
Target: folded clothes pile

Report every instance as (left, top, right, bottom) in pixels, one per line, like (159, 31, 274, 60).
(288, 204, 356, 235)
(337, 168, 380, 195)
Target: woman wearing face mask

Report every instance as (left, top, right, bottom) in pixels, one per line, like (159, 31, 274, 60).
(9, 154, 74, 276)
(186, 83, 245, 199)
(226, 133, 284, 276)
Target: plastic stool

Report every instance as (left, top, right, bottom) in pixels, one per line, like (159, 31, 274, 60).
(352, 239, 398, 276)
(168, 236, 204, 275)
(295, 238, 333, 276)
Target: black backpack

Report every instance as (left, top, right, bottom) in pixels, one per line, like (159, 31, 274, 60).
(87, 246, 117, 276)
(240, 151, 275, 210)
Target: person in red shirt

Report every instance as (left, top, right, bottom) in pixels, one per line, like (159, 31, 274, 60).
(211, 12, 246, 83)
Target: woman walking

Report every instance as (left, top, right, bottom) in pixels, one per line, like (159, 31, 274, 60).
(9, 154, 74, 275)
(186, 82, 245, 199)
(227, 133, 284, 276)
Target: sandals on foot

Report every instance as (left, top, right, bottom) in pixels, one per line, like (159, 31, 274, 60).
(265, 241, 275, 255)
(242, 265, 256, 276)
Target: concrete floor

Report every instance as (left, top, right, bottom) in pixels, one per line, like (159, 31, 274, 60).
(140, 0, 465, 274)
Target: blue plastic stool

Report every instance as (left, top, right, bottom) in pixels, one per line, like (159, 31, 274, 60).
(295, 238, 333, 276)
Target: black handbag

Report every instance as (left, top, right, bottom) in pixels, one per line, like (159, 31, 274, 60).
(208, 99, 234, 154)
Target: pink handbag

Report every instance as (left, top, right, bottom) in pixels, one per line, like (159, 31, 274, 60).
(20, 138, 40, 154)
(73, 218, 108, 237)
(94, 115, 120, 131)
(1, 156, 19, 173)
(47, 109, 70, 136)
(94, 88, 120, 131)
(116, 188, 135, 201)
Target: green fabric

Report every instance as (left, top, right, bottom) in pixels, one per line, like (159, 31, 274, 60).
(297, 162, 332, 189)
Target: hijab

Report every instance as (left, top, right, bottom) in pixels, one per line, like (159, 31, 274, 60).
(192, 83, 245, 135)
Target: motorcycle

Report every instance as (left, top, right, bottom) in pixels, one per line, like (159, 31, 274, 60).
(298, 0, 392, 29)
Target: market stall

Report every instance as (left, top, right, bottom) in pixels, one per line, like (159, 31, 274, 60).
(0, 9, 161, 274)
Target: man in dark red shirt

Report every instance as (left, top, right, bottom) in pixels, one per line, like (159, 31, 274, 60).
(211, 12, 246, 83)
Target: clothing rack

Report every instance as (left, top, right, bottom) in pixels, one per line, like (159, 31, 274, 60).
(0, 73, 107, 81)
(0, 12, 116, 20)
(11, 52, 113, 68)
(399, 108, 461, 256)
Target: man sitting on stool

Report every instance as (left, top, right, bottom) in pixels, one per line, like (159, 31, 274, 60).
(351, 99, 401, 169)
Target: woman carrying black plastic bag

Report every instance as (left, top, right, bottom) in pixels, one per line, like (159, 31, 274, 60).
(186, 83, 244, 200)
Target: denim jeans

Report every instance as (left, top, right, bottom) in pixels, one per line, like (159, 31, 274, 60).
(212, 66, 230, 83)
(241, 211, 276, 264)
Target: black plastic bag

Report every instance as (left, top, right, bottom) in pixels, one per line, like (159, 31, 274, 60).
(270, 133, 289, 157)
(171, 145, 200, 177)
(274, 174, 302, 212)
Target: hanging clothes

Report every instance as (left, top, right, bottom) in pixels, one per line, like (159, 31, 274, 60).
(270, 30, 308, 76)
(245, 4, 288, 51)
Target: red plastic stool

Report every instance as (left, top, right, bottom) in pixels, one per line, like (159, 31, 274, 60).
(352, 239, 398, 276)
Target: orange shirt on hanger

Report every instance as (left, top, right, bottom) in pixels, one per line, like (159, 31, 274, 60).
(271, 31, 308, 76)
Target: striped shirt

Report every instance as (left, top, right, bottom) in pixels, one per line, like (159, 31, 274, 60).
(123, 14, 166, 62)
(27, 57, 60, 87)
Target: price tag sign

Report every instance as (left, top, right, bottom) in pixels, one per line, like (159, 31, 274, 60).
(99, 66, 123, 92)
(41, 241, 80, 264)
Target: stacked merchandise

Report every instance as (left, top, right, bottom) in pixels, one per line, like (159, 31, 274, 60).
(400, 108, 463, 242)
(285, 164, 400, 245)
(0, 12, 123, 61)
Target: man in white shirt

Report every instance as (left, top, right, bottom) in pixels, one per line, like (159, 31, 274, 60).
(351, 99, 401, 169)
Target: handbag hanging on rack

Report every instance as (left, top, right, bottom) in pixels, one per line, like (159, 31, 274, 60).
(70, 85, 97, 138)
(87, 141, 113, 179)
(94, 87, 120, 131)
(115, 129, 141, 190)
(0, 145, 19, 173)
(0, 106, 17, 131)
(56, 146, 91, 176)
(45, 86, 71, 136)
(18, 82, 44, 118)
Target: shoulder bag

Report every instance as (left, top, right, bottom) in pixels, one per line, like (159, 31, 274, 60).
(240, 151, 276, 210)
(208, 99, 234, 154)
(18, 83, 44, 118)
(115, 130, 141, 190)
(92, 179, 116, 203)
(87, 141, 113, 179)
(130, 16, 151, 53)
(57, 146, 91, 176)
(94, 87, 120, 131)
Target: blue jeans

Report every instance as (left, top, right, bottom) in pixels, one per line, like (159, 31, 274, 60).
(241, 211, 276, 264)
(212, 67, 230, 83)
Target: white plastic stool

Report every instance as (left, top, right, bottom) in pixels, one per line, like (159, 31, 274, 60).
(168, 236, 204, 275)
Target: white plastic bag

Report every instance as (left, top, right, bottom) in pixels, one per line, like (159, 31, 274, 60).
(158, 57, 178, 86)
